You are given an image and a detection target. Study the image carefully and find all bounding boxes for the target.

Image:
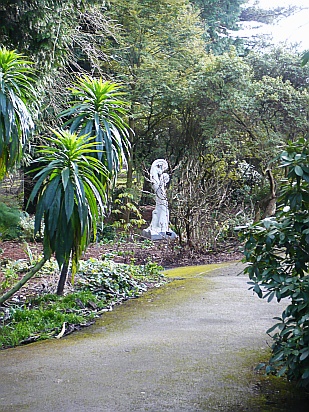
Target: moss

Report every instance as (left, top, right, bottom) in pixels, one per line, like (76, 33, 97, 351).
(163, 263, 228, 279)
(72, 264, 226, 337)
(227, 349, 309, 411)
(6, 262, 307, 411)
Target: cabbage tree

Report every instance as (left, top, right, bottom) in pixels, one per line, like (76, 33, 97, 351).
(59, 76, 130, 181)
(29, 129, 108, 295)
(0, 129, 108, 302)
(0, 48, 36, 180)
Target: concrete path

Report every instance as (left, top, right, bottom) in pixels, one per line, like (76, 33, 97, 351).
(0, 262, 293, 411)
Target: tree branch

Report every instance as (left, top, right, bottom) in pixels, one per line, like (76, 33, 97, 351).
(0, 257, 48, 305)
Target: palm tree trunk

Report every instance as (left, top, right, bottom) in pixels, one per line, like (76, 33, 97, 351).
(56, 262, 70, 296)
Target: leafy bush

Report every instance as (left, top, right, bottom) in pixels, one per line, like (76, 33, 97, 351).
(0, 202, 21, 240)
(0, 206, 43, 242)
(241, 138, 309, 387)
(0, 265, 19, 293)
(19, 213, 44, 241)
(112, 190, 146, 239)
(0, 257, 57, 293)
(96, 224, 117, 242)
(76, 258, 164, 301)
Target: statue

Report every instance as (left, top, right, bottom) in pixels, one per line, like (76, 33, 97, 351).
(142, 159, 177, 240)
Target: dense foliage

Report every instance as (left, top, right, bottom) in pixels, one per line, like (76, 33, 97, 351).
(0, 48, 36, 179)
(241, 139, 309, 387)
(0, 202, 21, 240)
(191, 0, 245, 53)
(102, 0, 208, 188)
(0, 0, 100, 70)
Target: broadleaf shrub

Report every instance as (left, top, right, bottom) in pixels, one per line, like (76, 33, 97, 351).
(240, 138, 309, 388)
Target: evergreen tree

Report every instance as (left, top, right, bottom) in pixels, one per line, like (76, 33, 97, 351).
(103, 0, 208, 186)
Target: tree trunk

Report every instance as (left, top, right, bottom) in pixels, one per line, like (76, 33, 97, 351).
(140, 175, 153, 205)
(56, 262, 70, 296)
(124, 116, 135, 224)
(0, 257, 48, 305)
(126, 116, 135, 190)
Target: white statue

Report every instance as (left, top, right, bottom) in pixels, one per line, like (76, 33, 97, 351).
(142, 159, 177, 240)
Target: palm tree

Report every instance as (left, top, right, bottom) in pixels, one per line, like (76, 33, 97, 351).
(29, 128, 108, 295)
(0, 76, 131, 302)
(59, 75, 130, 180)
(0, 48, 36, 180)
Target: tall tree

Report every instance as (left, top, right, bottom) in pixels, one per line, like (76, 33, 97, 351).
(190, 0, 245, 53)
(245, 47, 309, 91)
(196, 50, 309, 170)
(103, 0, 208, 187)
(167, 48, 309, 248)
(0, 0, 100, 70)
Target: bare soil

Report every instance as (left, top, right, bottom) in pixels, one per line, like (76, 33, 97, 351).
(0, 238, 243, 298)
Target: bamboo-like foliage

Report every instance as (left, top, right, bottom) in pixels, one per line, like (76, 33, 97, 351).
(29, 129, 108, 278)
(60, 76, 130, 178)
(0, 48, 36, 179)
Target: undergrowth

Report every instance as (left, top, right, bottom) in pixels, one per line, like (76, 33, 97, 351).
(0, 258, 165, 349)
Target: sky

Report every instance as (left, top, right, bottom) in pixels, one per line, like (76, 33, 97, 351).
(238, 0, 309, 50)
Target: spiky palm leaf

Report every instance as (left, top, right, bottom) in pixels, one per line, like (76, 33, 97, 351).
(29, 129, 108, 281)
(59, 76, 130, 178)
(0, 48, 36, 179)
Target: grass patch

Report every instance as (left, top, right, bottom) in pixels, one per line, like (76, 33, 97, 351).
(0, 291, 99, 348)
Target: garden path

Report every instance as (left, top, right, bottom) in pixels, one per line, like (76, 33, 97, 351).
(0, 262, 305, 411)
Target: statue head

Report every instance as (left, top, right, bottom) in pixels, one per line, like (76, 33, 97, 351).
(150, 159, 168, 185)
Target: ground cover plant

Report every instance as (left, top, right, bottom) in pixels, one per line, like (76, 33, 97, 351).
(0, 256, 165, 349)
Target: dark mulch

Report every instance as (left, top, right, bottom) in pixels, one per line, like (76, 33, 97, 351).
(0, 239, 243, 298)
(0, 239, 243, 268)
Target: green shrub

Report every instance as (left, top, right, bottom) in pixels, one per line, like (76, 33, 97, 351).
(0, 202, 21, 240)
(18, 213, 44, 242)
(96, 224, 116, 242)
(76, 258, 164, 300)
(241, 138, 309, 388)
